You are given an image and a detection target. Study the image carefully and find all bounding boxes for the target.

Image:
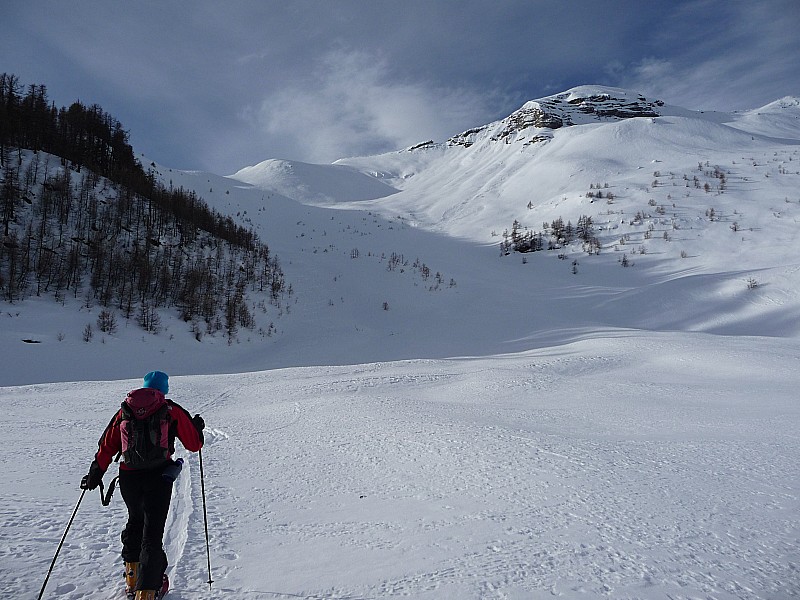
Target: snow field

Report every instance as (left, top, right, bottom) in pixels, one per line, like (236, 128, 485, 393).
(3, 332, 797, 599)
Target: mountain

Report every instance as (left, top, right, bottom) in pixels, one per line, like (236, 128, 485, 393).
(726, 96, 800, 140)
(2, 85, 800, 385)
(231, 158, 398, 204)
(330, 85, 800, 240)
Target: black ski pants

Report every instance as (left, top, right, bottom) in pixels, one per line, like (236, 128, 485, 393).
(119, 467, 173, 591)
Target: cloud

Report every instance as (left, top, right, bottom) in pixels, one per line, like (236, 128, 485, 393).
(613, 2, 800, 110)
(249, 49, 503, 164)
(3, 0, 798, 172)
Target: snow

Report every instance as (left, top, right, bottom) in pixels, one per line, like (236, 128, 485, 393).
(4, 334, 799, 599)
(2, 88, 800, 598)
(230, 159, 399, 204)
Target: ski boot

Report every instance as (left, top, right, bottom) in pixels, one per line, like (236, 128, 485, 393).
(124, 562, 139, 598)
(133, 573, 168, 599)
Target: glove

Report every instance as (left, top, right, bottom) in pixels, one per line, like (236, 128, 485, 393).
(192, 414, 206, 446)
(192, 414, 205, 432)
(80, 461, 104, 490)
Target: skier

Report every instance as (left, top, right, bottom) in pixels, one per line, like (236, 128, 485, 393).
(81, 371, 205, 600)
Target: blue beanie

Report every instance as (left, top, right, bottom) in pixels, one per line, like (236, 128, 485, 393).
(143, 370, 169, 394)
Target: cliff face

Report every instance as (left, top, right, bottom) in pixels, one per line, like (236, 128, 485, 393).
(448, 86, 667, 148)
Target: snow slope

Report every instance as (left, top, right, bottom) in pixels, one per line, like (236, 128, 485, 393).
(3, 332, 799, 599)
(726, 97, 800, 141)
(332, 87, 800, 242)
(231, 159, 399, 204)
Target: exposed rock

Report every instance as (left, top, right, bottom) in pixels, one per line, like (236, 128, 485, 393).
(407, 140, 436, 152)
(493, 106, 563, 141)
(447, 87, 667, 149)
(448, 126, 489, 148)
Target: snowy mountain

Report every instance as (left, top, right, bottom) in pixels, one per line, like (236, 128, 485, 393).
(3, 85, 800, 385)
(231, 158, 398, 204)
(332, 86, 799, 240)
(3, 85, 800, 599)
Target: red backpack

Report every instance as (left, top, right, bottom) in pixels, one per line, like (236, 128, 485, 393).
(120, 388, 172, 469)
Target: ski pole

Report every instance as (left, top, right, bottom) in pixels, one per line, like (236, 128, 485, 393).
(37, 488, 87, 600)
(198, 448, 214, 589)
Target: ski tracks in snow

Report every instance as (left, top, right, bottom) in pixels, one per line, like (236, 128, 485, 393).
(161, 452, 192, 597)
(161, 425, 238, 599)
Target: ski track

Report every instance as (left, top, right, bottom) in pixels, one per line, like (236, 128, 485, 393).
(2, 334, 799, 599)
(161, 452, 192, 598)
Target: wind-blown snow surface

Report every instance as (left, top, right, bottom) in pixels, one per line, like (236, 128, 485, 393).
(3, 333, 799, 599)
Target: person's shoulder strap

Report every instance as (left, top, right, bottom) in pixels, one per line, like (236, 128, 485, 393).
(98, 408, 122, 446)
(167, 399, 192, 418)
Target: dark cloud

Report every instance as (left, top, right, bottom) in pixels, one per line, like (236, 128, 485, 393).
(2, 1, 798, 173)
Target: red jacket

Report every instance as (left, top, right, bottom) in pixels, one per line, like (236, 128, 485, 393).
(94, 393, 204, 472)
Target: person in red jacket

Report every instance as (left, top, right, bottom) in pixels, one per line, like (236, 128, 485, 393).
(81, 371, 205, 600)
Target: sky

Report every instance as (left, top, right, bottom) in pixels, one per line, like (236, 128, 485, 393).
(2, 0, 799, 174)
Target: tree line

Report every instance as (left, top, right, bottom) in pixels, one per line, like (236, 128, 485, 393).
(0, 73, 288, 340)
(1, 73, 257, 250)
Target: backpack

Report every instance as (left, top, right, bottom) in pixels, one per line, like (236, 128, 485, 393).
(120, 388, 172, 469)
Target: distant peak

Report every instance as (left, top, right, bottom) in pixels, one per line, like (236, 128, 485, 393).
(448, 85, 665, 148)
(759, 96, 800, 110)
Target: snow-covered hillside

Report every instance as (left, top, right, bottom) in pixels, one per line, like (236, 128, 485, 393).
(231, 159, 398, 204)
(332, 86, 799, 241)
(2, 86, 800, 385)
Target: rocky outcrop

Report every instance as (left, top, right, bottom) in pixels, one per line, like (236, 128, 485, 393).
(448, 126, 489, 148)
(566, 93, 663, 121)
(447, 87, 667, 148)
(406, 140, 436, 151)
(493, 106, 563, 141)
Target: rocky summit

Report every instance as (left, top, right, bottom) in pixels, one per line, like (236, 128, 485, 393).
(448, 86, 668, 148)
